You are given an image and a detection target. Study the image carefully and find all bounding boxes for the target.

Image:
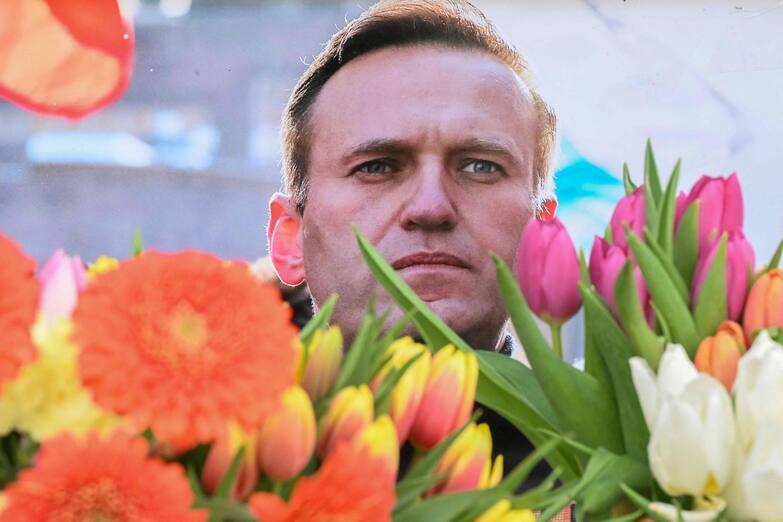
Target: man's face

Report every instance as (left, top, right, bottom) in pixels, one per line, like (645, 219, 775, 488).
(300, 45, 538, 350)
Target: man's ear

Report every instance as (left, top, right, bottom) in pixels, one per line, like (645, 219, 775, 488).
(267, 193, 305, 286)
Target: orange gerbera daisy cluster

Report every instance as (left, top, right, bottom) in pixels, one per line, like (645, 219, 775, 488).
(0, 431, 207, 521)
(72, 250, 299, 450)
(0, 232, 39, 390)
(248, 440, 396, 522)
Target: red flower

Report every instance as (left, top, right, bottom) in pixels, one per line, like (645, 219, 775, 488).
(72, 250, 299, 450)
(0, 431, 207, 521)
(0, 0, 134, 119)
(0, 232, 39, 391)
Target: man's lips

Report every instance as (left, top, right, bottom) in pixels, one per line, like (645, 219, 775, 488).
(391, 252, 470, 270)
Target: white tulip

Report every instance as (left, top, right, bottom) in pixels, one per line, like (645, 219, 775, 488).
(649, 496, 726, 522)
(726, 422, 783, 522)
(630, 344, 736, 497)
(733, 330, 783, 450)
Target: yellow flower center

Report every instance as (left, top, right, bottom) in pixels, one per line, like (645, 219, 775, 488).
(169, 303, 208, 353)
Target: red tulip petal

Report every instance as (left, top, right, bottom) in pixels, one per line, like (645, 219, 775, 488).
(0, 0, 133, 119)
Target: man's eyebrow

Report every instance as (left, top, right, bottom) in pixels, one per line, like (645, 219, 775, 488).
(340, 139, 413, 165)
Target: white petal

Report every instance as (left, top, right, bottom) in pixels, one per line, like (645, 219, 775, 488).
(649, 497, 726, 522)
(681, 375, 736, 490)
(657, 343, 698, 397)
(649, 398, 711, 496)
(630, 356, 659, 429)
(734, 340, 783, 449)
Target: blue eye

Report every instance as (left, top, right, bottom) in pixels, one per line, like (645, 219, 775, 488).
(462, 160, 500, 174)
(357, 161, 393, 175)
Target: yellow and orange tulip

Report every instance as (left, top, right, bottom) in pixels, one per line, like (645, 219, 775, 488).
(299, 326, 343, 402)
(371, 337, 431, 444)
(475, 500, 535, 522)
(430, 422, 502, 494)
(354, 414, 399, 476)
(257, 386, 316, 481)
(202, 421, 259, 500)
(316, 384, 373, 458)
(409, 345, 478, 449)
(743, 268, 783, 341)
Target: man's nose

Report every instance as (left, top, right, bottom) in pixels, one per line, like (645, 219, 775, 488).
(398, 161, 457, 232)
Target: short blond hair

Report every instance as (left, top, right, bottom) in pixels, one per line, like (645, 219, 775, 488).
(281, 0, 557, 214)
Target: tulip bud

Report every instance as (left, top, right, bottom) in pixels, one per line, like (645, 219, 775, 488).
(589, 237, 652, 323)
(694, 323, 744, 391)
(257, 386, 316, 481)
(300, 326, 343, 402)
(743, 268, 783, 341)
(409, 345, 478, 450)
(517, 216, 582, 324)
(682, 174, 743, 252)
(317, 384, 373, 458)
(371, 337, 431, 444)
(430, 422, 503, 495)
(38, 250, 87, 323)
(475, 500, 535, 522)
(609, 187, 646, 252)
(692, 231, 755, 321)
(202, 422, 259, 500)
(353, 414, 399, 475)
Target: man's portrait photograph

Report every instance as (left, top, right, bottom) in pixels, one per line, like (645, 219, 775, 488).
(0, 1, 781, 520)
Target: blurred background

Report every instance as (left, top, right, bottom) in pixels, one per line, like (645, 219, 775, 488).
(1, 0, 781, 272)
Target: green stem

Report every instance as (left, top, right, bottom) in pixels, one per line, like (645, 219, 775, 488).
(550, 322, 563, 359)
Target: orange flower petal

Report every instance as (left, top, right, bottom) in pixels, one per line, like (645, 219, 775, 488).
(72, 250, 299, 450)
(0, 431, 207, 521)
(0, 232, 39, 391)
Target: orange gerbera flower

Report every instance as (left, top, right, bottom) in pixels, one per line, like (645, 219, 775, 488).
(248, 440, 396, 522)
(0, 431, 207, 521)
(0, 232, 39, 390)
(72, 250, 299, 450)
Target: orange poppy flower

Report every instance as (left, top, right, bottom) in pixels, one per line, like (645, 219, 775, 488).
(0, 0, 134, 119)
(0, 232, 39, 390)
(72, 250, 299, 450)
(248, 439, 396, 522)
(0, 431, 207, 521)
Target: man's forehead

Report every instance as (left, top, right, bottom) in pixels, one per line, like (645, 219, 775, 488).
(308, 44, 537, 159)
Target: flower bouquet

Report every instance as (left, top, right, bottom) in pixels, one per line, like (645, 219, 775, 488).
(358, 142, 783, 520)
(0, 234, 558, 520)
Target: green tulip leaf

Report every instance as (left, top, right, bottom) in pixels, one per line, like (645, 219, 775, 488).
(132, 229, 144, 257)
(298, 293, 337, 347)
(644, 139, 663, 204)
(580, 282, 650, 462)
(574, 449, 652, 517)
(673, 201, 700, 290)
(642, 227, 690, 303)
(613, 261, 665, 368)
(354, 228, 580, 480)
(627, 231, 700, 354)
(768, 238, 783, 270)
(623, 163, 637, 196)
(620, 484, 670, 522)
(693, 233, 728, 339)
(494, 255, 624, 455)
(656, 159, 681, 258)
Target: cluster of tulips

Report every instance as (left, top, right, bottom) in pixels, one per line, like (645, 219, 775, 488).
(514, 143, 783, 520)
(0, 231, 540, 522)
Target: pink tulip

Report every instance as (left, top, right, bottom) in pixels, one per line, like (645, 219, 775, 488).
(682, 174, 743, 252)
(692, 231, 755, 321)
(38, 250, 88, 322)
(589, 237, 652, 323)
(516, 216, 582, 324)
(609, 188, 646, 252)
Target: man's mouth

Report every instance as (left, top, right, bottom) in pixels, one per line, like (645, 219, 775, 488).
(391, 252, 470, 271)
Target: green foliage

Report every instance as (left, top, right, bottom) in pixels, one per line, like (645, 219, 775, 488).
(613, 261, 665, 369)
(693, 233, 729, 338)
(673, 201, 700, 289)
